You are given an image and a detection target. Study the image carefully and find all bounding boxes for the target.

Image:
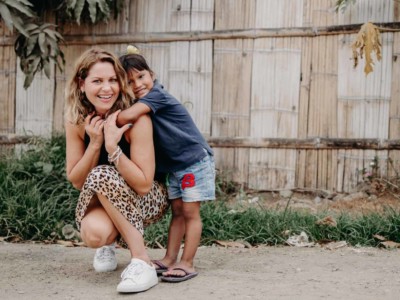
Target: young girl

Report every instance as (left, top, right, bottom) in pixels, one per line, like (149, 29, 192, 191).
(118, 47, 215, 282)
(64, 47, 169, 293)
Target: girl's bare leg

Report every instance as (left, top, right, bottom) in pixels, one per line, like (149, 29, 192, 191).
(157, 199, 185, 267)
(163, 201, 201, 275)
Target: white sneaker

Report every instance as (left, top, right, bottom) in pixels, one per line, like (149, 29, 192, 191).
(93, 245, 117, 272)
(117, 258, 158, 293)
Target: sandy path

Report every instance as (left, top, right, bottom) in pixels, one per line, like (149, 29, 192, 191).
(1, 242, 399, 300)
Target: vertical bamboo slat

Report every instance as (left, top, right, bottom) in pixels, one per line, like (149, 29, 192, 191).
(0, 46, 16, 134)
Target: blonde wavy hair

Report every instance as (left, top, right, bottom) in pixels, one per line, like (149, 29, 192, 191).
(64, 47, 134, 125)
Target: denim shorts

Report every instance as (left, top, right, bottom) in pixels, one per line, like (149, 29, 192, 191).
(166, 153, 216, 202)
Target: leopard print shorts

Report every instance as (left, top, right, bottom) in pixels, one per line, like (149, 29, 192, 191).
(75, 165, 169, 243)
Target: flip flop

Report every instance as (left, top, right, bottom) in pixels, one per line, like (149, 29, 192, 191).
(152, 260, 169, 275)
(160, 267, 198, 283)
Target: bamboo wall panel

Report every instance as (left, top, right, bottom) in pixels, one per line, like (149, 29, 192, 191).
(337, 0, 394, 25)
(338, 33, 392, 139)
(303, 0, 337, 27)
(390, 32, 400, 139)
(211, 39, 253, 185)
(212, 39, 252, 137)
(250, 38, 301, 138)
(15, 61, 55, 138)
(388, 32, 400, 178)
(3, 0, 400, 193)
(213, 148, 249, 185)
(307, 35, 338, 138)
(0, 46, 16, 134)
(249, 148, 296, 190)
(337, 149, 388, 192)
(128, 0, 171, 32)
(249, 37, 301, 189)
(190, 0, 214, 30)
(214, 0, 256, 29)
(255, 0, 303, 28)
(337, 32, 393, 189)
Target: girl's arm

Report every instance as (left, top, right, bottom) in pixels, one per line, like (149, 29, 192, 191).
(117, 102, 151, 126)
(65, 115, 105, 190)
(105, 112, 155, 195)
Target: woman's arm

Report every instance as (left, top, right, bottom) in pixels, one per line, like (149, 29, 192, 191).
(65, 115, 105, 190)
(105, 112, 155, 195)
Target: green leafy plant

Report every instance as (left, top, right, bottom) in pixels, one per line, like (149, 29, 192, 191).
(14, 23, 65, 88)
(0, 0, 36, 36)
(335, 0, 356, 12)
(0, 0, 123, 89)
(61, 0, 124, 25)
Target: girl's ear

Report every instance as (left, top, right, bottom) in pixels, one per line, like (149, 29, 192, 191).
(150, 71, 156, 80)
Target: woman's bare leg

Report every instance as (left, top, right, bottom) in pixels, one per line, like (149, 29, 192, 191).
(80, 199, 118, 248)
(96, 193, 151, 264)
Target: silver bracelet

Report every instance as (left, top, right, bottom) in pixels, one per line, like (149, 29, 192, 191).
(108, 146, 122, 166)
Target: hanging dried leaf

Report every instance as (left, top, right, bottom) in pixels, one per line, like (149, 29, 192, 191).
(351, 22, 382, 75)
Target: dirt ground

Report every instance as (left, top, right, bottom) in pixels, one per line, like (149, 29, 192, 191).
(1, 242, 400, 300)
(2, 191, 400, 300)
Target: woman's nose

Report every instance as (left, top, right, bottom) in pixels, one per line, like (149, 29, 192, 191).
(102, 81, 112, 90)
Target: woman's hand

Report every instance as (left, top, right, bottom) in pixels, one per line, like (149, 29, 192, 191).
(103, 110, 132, 154)
(84, 113, 105, 150)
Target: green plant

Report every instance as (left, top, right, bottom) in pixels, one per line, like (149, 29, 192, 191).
(335, 0, 356, 12)
(0, 135, 78, 240)
(14, 23, 65, 88)
(61, 0, 124, 25)
(0, 0, 124, 88)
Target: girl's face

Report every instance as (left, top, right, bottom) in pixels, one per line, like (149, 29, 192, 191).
(127, 69, 154, 99)
(80, 61, 120, 116)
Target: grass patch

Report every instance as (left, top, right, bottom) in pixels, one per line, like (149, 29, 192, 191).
(1, 135, 400, 248)
(0, 135, 78, 241)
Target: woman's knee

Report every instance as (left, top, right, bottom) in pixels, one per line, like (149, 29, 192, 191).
(80, 207, 117, 248)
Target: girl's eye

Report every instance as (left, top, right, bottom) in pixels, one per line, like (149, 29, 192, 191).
(93, 79, 101, 84)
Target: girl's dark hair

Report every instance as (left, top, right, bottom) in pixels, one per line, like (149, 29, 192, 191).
(119, 54, 154, 74)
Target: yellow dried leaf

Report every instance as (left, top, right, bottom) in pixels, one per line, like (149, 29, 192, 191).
(215, 240, 247, 248)
(315, 216, 337, 227)
(351, 22, 382, 75)
(380, 241, 400, 249)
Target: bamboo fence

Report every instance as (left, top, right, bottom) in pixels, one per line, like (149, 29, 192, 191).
(1, 0, 400, 193)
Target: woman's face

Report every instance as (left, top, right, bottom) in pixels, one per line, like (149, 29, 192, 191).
(127, 69, 154, 99)
(80, 61, 120, 116)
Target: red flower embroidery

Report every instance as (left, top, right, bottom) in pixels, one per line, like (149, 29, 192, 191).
(181, 173, 195, 190)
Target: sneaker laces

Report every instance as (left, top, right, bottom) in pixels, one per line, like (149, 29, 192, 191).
(96, 246, 115, 262)
(120, 260, 145, 281)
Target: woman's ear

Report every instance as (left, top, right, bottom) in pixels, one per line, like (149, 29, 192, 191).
(79, 78, 85, 92)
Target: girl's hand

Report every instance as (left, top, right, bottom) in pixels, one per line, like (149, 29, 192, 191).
(103, 110, 132, 154)
(84, 113, 105, 149)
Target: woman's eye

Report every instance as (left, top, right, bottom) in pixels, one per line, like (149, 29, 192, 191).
(110, 78, 118, 83)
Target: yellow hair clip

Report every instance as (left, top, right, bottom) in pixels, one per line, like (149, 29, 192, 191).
(127, 45, 140, 54)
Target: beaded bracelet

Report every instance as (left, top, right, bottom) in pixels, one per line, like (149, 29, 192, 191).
(108, 146, 122, 166)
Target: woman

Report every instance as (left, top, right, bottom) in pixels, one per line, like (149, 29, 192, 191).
(64, 47, 168, 293)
